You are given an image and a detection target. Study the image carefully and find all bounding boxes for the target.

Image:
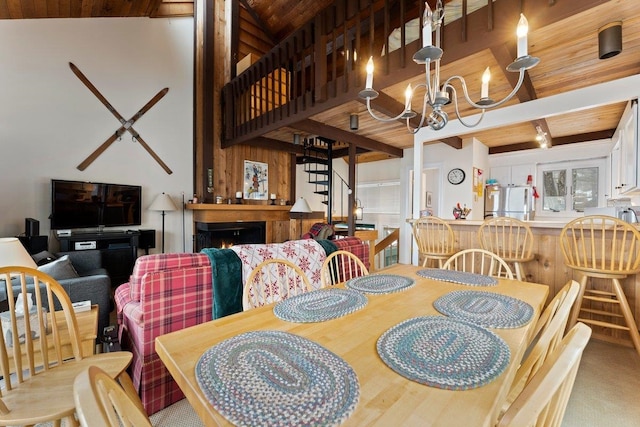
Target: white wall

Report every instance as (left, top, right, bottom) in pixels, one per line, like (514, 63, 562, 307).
(0, 18, 194, 254)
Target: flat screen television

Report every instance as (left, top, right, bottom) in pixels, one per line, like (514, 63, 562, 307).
(51, 179, 142, 230)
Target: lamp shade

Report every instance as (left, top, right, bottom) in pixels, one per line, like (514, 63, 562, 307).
(290, 197, 312, 213)
(0, 237, 37, 269)
(149, 192, 178, 212)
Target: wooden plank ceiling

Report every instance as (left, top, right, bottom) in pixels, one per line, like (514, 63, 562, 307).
(3, 0, 639, 161)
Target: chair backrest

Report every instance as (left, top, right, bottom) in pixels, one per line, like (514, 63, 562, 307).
(127, 253, 212, 302)
(560, 215, 640, 275)
(242, 259, 313, 309)
(412, 216, 456, 257)
(510, 281, 580, 397)
(442, 248, 514, 279)
(0, 266, 83, 392)
(498, 322, 592, 427)
(320, 250, 369, 288)
(478, 217, 534, 262)
(74, 365, 152, 427)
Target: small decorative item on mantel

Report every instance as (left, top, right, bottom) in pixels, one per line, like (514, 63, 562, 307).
(270, 193, 277, 205)
(235, 191, 243, 204)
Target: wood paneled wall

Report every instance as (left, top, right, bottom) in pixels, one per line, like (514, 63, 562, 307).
(211, 144, 293, 204)
(448, 223, 640, 348)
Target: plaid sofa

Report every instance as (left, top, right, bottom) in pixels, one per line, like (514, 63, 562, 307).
(114, 253, 213, 415)
(114, 238, 369, 415)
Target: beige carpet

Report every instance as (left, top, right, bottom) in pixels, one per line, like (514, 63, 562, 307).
(562, 339, 640, 427)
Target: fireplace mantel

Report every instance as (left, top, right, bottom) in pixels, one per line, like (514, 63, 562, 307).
(186, 203, 293, 243)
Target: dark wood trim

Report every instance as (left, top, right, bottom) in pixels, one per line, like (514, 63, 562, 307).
(488, 129, 615, 154)
(230, 0, 240, 78)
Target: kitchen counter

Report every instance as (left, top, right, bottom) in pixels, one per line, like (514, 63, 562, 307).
(407, 215, 640, 347)
(407, 218, 568, 229)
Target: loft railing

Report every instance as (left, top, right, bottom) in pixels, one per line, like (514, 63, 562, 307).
(222, 0, 427, 146)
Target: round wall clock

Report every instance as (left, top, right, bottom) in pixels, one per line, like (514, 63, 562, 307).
(447, 168, 466, 185)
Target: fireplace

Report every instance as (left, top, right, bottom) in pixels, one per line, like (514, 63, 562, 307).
(195, 221, 266, 251)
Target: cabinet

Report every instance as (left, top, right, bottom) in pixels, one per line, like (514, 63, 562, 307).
(58, 231, 139, 285)
(489, 165, 534, 186)
(610, 100, 639, 196)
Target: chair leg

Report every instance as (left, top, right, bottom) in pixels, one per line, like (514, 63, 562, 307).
(567, 275, 588, 330)
(611, 278, 640, 356)
(513, 262, 523, 281)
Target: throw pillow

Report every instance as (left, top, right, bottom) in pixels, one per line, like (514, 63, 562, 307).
(37, 255, 79, 280)
(31, 250, 58, 266)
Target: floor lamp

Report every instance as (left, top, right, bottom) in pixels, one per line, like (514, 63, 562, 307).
(149, 193, 177, 253)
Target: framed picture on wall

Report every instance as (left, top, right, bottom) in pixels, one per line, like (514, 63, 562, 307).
(426, 191, 433, 208)
(244, 160, 269, 200)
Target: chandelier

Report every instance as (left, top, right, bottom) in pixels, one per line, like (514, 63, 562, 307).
(358, 0, 540, 133)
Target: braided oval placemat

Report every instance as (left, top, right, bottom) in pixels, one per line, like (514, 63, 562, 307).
(196, 330, 359, 427)
(345, 274, 415, 294)
(376, 316, 510, 390)
(273, 288, 368, 323)
(417, 268, 498, 286)
(433, 290, 534, 329)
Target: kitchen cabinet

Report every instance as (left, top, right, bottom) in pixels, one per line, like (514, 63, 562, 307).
(489, 165, 534, 186)
(611, 100, 639, 196)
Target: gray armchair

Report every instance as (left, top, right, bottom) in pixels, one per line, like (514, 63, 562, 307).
(0, 250, 112, 338)
(55, 250, 112, 335)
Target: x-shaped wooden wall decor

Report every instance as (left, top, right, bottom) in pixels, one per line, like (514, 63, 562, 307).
(69, 62, 173, 174)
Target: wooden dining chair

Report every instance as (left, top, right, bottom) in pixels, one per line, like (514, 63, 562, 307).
(412, 216, 457, 268)
(74, 365, 153, 427)
(478, 217, 535, 281)
(0, 266, 133, 426)
(242, 259, 313, 309)
(560, 215, 640, 356)
(505, 280, 580, 405)
(442, 248, 514, 279)
(497, 322, 592, 427)
(320, 250, 369, 288)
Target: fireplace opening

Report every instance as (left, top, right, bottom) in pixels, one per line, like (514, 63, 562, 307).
(195, 221, 266, 251)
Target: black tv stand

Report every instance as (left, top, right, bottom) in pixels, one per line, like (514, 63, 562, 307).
(58, 231, 140, 286)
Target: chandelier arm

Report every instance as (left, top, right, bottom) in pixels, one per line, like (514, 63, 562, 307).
(446, 85, 486, 128)
(442, 68, 527, 110)
(365, 97, 408, 122)
(405, 85, 435, 133)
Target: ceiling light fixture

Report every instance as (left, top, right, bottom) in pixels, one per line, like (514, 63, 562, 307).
(359, 0, 540, 133)
(535, 125, 549, 149)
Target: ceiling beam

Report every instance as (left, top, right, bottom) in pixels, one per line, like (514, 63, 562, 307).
(240, 136, 306, 154)
(291, 119, 404, 157)
(488, 129, 615, 154)
(238, 0, 278, 45)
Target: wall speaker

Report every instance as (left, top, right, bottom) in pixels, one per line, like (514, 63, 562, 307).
(25, 218, 39, 238)
(138, 229, 156, 250)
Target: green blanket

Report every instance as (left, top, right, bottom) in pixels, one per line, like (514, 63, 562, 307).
(316, 239, 338, 257)
(201, 248, 243, 319)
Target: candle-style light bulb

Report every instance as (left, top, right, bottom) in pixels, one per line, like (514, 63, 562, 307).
(365, 57, 374, 89)
(422, 2, 433, 48)
(404, 84, 413, 110)
(516, 14, 529, 58)
(481, 67, 491, 99)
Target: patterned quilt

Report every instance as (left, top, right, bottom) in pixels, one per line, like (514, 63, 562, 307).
(231, 239, 327, 291)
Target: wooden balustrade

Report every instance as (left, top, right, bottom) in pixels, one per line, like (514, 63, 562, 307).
(222, 0, 425, 147)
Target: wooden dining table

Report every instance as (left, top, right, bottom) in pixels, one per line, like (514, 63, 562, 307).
(155, 263, 548, 426)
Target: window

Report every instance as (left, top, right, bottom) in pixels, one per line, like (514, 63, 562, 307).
(537, 158, 606, 217)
